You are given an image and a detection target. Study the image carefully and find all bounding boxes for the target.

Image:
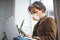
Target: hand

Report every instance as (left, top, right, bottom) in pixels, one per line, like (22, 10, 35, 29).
(33, 36, 41, 40)
(24, 34, 32, 38)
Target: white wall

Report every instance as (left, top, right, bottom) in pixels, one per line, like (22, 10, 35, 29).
(0, 0, 19, 40)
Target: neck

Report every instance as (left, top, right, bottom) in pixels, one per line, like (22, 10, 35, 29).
(40, 15, 45, 20)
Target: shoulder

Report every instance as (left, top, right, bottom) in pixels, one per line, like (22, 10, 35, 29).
(47, 17, 54, 20)
(46, 17, 55, 23)
(44, 17, 56, 26)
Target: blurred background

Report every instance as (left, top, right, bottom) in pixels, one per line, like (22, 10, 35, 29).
(0, 0, 60, 40)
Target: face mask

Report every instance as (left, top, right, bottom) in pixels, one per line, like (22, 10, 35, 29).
(42, 13, 46, 16)
(32, 14, 40, 21)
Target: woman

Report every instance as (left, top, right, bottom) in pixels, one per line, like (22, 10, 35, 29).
(28, 1, 57, 40)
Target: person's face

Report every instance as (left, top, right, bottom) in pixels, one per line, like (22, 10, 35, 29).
(30, 7, 44, 20)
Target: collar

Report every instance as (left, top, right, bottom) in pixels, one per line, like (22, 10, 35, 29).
(39, 16, 47, 25)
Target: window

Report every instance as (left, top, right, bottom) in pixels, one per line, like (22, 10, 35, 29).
(15, 0, 54, 35)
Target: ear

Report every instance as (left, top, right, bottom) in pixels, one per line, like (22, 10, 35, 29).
(41, 9, 45, 13)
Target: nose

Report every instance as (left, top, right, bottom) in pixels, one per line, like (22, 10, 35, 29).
(35, 13, 39, 16)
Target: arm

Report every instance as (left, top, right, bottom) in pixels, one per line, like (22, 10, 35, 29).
(34, 17, 57, 40)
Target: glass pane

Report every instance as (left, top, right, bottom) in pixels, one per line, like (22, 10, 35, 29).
(15, 0, 32, 35)
(41, 0, 54, 19)
(31, 0, 40, 4)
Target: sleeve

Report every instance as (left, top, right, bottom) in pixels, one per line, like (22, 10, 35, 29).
(37, 17, 57, 40)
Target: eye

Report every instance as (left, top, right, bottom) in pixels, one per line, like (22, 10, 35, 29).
(33, 11, 37, 13)
(33, 12, 36, 13)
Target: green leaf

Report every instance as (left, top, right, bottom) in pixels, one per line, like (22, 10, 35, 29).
(16, 19, 25, 34)
(20, 19, 25, 29)
(16, 25, 18, 29)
